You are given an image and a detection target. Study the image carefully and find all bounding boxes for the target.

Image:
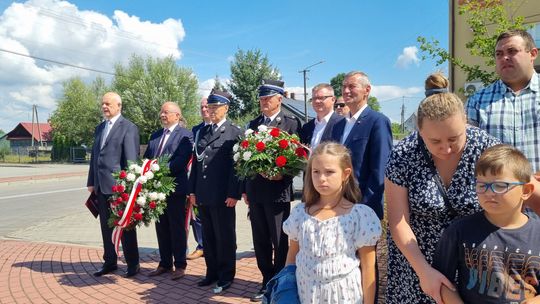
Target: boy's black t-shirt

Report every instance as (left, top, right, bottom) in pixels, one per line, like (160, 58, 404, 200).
(433, 212, 540, 303)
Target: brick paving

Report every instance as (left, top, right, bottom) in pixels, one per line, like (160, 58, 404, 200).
(0, 240, 263, 304)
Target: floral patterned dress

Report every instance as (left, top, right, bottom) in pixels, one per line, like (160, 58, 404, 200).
(384, 127, 499, 303)
(283, 203, 381, 304)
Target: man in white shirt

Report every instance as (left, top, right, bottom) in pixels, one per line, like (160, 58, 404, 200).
(299, 83, 344, 149)
(331, 71, 392, 219)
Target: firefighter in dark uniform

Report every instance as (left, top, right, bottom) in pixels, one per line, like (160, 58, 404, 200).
(188, 89, 243, 294)
(242, 79, 302, 302)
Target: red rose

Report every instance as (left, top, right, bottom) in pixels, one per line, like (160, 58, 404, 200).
(270, 128, 280, 137)
(121, 193, 129, 201)
(241, 140, 249, 148)
(117, 185, 125, 193)
(278, 139, 289, 149)
(256, 142, 266, 152)
(133, 205, 141, 212)
(149, 201, 157, 209)
(134, 213, 143, 221)
(118, 210, 124, 217)
(113, 220, 119, 226)
(295, 147, 307, 158)
(116, 197, 123, 204)
(111, 185, 118, 192)
(119, 170, 127, 179)
(275, 155, 287, 167)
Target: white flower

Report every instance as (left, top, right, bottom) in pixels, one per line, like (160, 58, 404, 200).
(151, 163, 160, 172)
(233, 152, 240, 162)
(145, 171, 154, 180)
(148, 192, 159, 201)
(154, 181, 162, 188)
(245, 129, 254, 136)
(233, 144, 239, 152)
(158, 193, 166, 200)
(257, 125, 268, 132)
(136, 196, 147, 206)
(126, 173, 136, 181)
(139, 176, 148, 184)
(242, 151, 252, 161)
(134, 166, 143, 174)
(129, 164, 138, 172)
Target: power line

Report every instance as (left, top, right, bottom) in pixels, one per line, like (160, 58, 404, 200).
(0, 47, 116, 76)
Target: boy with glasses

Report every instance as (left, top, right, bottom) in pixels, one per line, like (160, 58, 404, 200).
(433, 144, 540, 303)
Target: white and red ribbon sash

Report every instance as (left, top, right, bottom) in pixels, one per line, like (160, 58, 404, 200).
(112, 159, 156, 255)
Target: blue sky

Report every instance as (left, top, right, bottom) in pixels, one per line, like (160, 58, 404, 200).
(0, 0, 449, 131)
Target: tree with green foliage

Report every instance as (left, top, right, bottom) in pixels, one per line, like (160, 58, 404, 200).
(112, 55, 199, 143)
(50, 77, 103, 147)
(228, 49, 280, 118)
(330, 73, 345, 97)
(213, 75, 226, 91)
(0, 130, 9, 161)
(418, 0, 530, 86)
(368, 96, 381, 112)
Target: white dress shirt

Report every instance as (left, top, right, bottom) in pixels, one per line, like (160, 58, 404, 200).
(341, 104, 367, 144)
(311, 111, 334, 149)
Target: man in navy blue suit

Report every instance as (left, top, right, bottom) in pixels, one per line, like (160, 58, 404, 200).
(299, 83, 344, 149)
(87, 92, 140, 278)
(187, 97, 210, 260)
(144, 102, 193, 280)
(332, 71, 392, 219)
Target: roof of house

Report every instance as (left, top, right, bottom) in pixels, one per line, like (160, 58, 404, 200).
(281, 97, 316, 122)
(5, 122, 52, 142)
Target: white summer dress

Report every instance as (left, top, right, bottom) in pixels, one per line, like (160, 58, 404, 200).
(283, 203, 381, 304)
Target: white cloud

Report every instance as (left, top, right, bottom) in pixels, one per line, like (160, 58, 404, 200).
(198, 77, 231, 98)
(0, 0, 185, 132)
(371, 85, 423, 101)
(395, 46, 420, 69)
(285, 86, 312, 100)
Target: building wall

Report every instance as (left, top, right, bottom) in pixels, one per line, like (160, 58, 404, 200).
(451, 0, 540, 99)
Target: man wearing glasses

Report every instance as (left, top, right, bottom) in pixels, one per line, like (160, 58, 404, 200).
(299, 83, 344, 149)
(466, 29, 540, 215)
(334, 96, 350, 117)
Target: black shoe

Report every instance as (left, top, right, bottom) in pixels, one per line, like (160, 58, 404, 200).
(124, 264, 140, 278)
(213, 280, 232, 294)
(197, 277, 218, 287)
(93, 265, 118, 277)
(250, 288, 266, 302)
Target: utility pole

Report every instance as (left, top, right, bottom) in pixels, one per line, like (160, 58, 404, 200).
(400, 96, 405, 133)
(299, 60, 324, 123)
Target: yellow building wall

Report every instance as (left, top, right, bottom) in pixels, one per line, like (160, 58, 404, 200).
(451, 0, 540, 99)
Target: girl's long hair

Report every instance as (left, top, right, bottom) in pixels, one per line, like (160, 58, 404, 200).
(302, 142, 362, 208)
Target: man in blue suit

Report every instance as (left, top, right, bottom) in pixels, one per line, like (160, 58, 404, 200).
(332, 71, 392, 219)
(87, 92, 140, 278)
(144, 102, 193, 280)
(299, 83, 344, 149)
(187, 97, 210, 260)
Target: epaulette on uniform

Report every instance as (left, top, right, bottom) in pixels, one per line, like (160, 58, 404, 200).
(231, 123, 241, 130)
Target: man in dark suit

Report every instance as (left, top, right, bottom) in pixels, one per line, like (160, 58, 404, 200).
(299, 83, 344, 149)
(189, 90, 243, 294)
(187, 97, 211, 261)
(144, 102, 193, 280)
(87, 92, 140, 278)
(331, 71, 392, 220)
(243, 79, 302, 302)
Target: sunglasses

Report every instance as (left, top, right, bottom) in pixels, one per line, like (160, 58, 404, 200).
(334, 103, 346, 109)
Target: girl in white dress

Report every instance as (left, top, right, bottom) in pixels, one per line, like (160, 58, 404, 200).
(283, 142, 381, 304)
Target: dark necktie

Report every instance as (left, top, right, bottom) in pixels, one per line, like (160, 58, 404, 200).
(263, 117, 271, 126)
(156, 128, 170, 157)
(211, 124, 218, 135)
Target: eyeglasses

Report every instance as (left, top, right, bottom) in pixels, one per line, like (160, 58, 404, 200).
(311, 95, 333, 102)
(334, 103, 346, 109)
(475, 181, 525, 194)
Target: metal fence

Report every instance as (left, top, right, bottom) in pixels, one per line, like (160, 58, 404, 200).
(1, 146, 90, 163)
